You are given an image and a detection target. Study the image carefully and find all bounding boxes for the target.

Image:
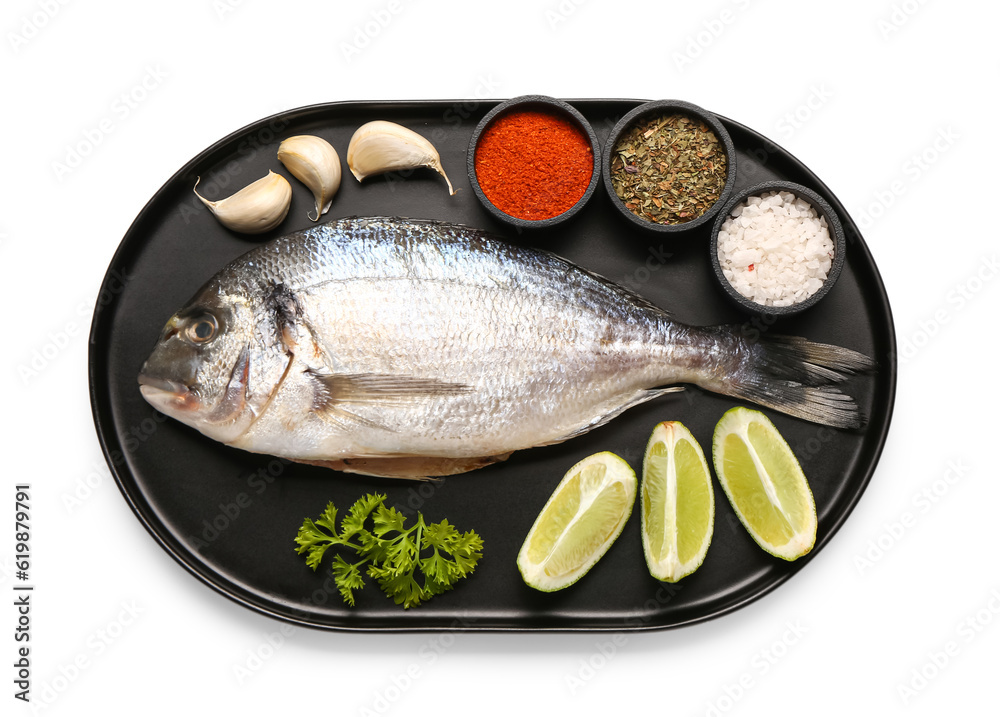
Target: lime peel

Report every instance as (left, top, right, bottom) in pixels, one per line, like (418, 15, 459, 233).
(712, 407, 817, 561)
(641, 421, 714, 583)
(517, 452, 637, 592)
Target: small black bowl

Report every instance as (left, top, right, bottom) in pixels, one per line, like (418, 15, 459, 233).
(467, 95, 601, 230)
(709, 180, 846, 317)
(602, 99, 737, 234)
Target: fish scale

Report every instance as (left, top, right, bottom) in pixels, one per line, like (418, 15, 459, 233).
(137, 217, 873, 478)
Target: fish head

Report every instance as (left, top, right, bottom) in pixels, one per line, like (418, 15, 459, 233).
(138, 284, 259, 444)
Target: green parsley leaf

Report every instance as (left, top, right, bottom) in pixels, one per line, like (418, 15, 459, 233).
(422, 518, 460, 549)
(373, 503, 407, 535)
(294, 504, 342, 572)
(294, 494, 484, 609)
(315, 501, 338, 534)
(340, 493, 385, 541)
(419, 550, 452, 584)
(331, 555, 365, 607)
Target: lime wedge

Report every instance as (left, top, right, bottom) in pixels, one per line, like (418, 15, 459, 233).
(517, 452, 637, 592)
(712, 407, 817, 560)
(641, 422, 714, 582)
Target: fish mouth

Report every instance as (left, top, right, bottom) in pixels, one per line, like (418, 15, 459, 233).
(138, 373, 198, 411)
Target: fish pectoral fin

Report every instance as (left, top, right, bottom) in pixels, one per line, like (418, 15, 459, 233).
(314, 403, 396, 433)
(307, 370, 472, 411)
(540, 386, 685, 445)
(294, 453, 513, 480)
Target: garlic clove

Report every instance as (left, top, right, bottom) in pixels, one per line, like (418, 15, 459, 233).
(277, 135, 342, 221)
(193, 171, 292, 234)
(347, 120, 455, 195)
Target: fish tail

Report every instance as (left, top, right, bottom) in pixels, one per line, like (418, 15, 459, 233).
(708, 332, 875, 429)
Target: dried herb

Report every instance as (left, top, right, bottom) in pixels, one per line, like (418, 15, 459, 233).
(610, 113, 727, 225)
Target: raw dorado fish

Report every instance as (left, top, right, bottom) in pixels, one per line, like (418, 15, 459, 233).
(138, 217, 872, 478)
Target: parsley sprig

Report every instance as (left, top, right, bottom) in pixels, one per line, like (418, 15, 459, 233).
(294, 494, 484, 609)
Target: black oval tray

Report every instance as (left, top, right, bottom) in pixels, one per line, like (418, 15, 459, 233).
(88, 99, 896, 632)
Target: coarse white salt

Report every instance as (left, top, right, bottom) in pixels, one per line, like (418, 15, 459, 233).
(716, 190, 834, 307)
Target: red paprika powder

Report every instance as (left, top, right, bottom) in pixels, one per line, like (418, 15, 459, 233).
(474, 109, 593, 221)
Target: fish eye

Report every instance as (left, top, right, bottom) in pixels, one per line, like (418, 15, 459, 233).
(184, 314, 218, 344)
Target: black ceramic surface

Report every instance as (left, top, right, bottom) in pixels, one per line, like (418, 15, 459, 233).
(602, 99, 738, 234)
(710, 180, 848, 317)
(89, 99, 896, 632)
(467, 95, 601, 229)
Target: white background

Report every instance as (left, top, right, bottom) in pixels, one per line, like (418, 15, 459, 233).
(3, 0, 998, 715)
